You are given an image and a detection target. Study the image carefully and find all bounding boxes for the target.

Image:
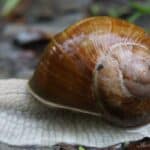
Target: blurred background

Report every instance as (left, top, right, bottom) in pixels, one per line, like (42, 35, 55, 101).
(0, 0, 149, 79)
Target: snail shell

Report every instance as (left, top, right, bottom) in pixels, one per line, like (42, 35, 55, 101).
(28, 16, 150, 127)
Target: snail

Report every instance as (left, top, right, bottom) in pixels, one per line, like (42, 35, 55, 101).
(28, 16, 150, 128)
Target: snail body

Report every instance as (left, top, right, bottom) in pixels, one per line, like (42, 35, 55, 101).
(28, 16, 150, 127)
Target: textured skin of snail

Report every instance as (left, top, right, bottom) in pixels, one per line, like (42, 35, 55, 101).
(29, 16, 150, 127)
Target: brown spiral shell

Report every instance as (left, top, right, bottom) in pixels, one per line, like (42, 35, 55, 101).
(28, 16, 150, 127)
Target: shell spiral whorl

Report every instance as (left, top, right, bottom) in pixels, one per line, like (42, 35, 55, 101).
(93, 38, 150, 127)
(29, 16, 150, 127)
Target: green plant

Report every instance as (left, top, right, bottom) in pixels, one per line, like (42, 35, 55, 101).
(128, 0, 150, 22)
(78, 146, 86, 150)
(1, 0, 22, 16)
